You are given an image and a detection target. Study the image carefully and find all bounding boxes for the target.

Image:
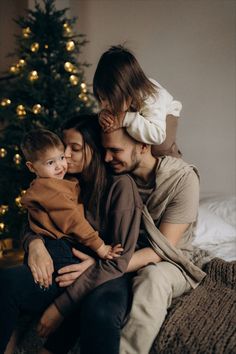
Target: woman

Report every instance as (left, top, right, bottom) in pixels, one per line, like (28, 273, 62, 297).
(0, 115, 143, 354)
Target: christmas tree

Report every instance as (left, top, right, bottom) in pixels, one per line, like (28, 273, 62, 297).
(0, 0, 94, 248)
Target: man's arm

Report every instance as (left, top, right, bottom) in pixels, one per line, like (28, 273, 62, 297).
(127, 222, 190, 272)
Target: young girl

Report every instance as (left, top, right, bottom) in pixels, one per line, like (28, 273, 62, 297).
(93, 45, 183, 157)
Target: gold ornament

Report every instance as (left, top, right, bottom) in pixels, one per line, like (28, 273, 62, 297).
(22, 27, 31, 38)
(80, 82, 87, 93)
(28, 70, 39, 81)
(32, 104, 42, 114)
(0, 205, 8, 215)
(66, 40, 75, 51)
(0, 98, 11, 107)
(0, 148, 7, 158)
(30, 42, 40, 52)
(13, 154, 22, 165)
(16, 105, 26, 117)
(69, 75, 79, 86)
(0, 222, 5, 232)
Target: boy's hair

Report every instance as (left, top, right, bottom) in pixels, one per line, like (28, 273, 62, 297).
(93, 45, 156, 113)
(21, 129, 64, 162)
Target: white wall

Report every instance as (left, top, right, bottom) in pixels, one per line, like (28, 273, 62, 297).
(71, 0, 236, 197)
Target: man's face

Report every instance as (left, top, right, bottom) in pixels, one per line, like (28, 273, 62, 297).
(102, 129, 141, 174)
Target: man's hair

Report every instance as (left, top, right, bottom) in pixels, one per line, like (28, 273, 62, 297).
(21, 129, 64, 162)
(93, 44, 156, 113)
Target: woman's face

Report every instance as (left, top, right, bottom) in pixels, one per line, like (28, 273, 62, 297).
(63, 128, 92, 174)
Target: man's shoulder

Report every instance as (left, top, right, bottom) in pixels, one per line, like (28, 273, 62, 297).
(157, 156, 199, 178)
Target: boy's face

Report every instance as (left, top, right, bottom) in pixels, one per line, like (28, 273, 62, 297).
(26, 147, 67, 179)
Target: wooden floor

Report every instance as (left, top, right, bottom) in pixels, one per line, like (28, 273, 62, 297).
(0, 249, 24, 268)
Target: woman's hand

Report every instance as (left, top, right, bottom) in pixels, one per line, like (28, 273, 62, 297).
(28, 239, 54, 289)
(37, 303, 63, 338)
(55, 248, 95, 287)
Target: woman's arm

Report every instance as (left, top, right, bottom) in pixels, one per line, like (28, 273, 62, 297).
(54, 175, 143, 318)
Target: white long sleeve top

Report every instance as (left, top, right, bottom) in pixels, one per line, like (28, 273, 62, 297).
(123, 78, 182, 145)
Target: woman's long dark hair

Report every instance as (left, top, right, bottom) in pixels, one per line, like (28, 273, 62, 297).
(61, 114, 108, 217)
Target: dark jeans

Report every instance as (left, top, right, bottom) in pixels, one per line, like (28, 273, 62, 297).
(44, 274, 133, 354)
(0, 238, 81, 354)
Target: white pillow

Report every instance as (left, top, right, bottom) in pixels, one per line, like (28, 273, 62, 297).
(194, 204, 236, 245)
(200, 196, 236, 227)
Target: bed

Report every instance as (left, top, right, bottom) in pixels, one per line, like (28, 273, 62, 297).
(14, 195, 236, 353)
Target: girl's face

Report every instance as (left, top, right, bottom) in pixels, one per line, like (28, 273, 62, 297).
(99, 96, 132, 113)
(63, 128, 92, 174)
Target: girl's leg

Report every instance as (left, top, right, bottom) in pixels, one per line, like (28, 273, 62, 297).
(0, 265, 62, 354)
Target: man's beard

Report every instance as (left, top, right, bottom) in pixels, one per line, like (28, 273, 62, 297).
(109, 148, 140, 175)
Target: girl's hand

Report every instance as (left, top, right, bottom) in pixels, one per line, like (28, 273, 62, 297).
(55, 248, 95, 287)
(37, 303, 63, 338)
(28, 239, 54, 289)
(99, 110, 115, 131)
(108, 243, 124, 258)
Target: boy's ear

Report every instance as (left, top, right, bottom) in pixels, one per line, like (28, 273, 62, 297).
(25, 161, 35, 173)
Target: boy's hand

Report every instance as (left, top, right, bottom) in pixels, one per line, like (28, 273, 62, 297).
(96, 243, 123, 260)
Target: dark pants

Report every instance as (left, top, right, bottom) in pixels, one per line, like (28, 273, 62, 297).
(45, 274, 133, 354)
(0, 238, 81, 354)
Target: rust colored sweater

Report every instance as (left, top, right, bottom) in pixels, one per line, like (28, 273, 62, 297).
(21, 177, 103, 252)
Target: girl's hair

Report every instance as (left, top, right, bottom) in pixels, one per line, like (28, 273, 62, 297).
(93, 45, 156, 113)
(21, 129, 64, 162)
(61, 114, 108, 217)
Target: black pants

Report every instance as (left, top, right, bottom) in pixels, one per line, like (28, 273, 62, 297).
(0, 239, 132, 354)
(0, 238, 81, 354)
(45, 274, 132, 354)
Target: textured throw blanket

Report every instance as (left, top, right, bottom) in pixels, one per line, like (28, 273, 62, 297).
(15, 258, 236, 354)
(150, 258, 236, 354)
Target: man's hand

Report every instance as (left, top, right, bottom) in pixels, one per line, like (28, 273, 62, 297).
(28, 239, 54, 289)
(37, 303, 63, 338)
(55, 248, 95, 287)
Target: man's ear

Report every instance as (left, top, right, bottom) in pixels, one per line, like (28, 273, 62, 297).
(25, 161, 35, 173)
(140, 143, 149, 154)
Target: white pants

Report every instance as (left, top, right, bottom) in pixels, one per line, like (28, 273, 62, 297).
(120, 262, 191, 354)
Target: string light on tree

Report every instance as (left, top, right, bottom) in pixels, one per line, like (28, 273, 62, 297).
(66, 40, 75, 51)
(0, 222, 5, 232)
(9, 65, 19, 74)
(22, 27, 31, 38)
(1, 98, 11, 107)
(16, 104, 26, 117)
(13, 154, 22, 165)
(18, 59, 26, 67)
(32, 104, 42, 114)
(63, 22, 72, 35)
(0, 148, 7, 158)
(28, 70, 39, 81)
(64, 62, 75, 73)
(69, 75, 79, 85)
(30, 42, 40, 52)
(0, 205, 8, 215)
(80, 82, 87, 93)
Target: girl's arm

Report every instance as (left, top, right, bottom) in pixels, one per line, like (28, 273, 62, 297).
(123, 79, 182, 145)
